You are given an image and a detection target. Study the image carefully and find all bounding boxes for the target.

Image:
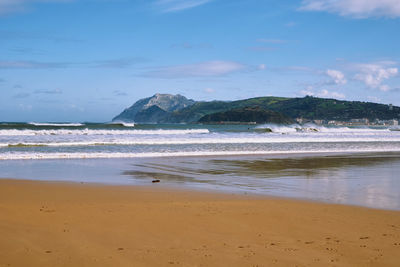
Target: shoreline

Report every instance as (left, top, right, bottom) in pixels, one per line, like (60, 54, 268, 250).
(2, 149, 400, 161)
(1, 179, 399, 266)
(1, 151, 400, 211)
(2, 176, 400, 212)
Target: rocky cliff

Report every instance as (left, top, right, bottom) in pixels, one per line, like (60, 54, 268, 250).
(112, 93, 195, 123)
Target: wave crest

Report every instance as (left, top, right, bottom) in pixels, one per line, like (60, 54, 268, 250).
(0, 128, 209, 136)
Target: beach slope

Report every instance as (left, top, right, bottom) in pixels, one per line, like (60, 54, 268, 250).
(0, 179, 399, 266)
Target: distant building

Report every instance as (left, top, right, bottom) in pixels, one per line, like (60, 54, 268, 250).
(313, 120, 324, 125)
(296, 118, 312, 124)
(350, 118, 369, 125)
(376, 119, 398, 126)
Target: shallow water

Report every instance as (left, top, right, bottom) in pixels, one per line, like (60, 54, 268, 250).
(1, 152, 399, 210)
(1, 123, 400, 159)
(1, 122, 400, 209)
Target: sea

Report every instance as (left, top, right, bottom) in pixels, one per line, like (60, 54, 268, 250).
(1, 122, 400, 210)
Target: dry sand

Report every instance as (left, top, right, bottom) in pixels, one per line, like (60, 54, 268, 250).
(0, 179, 400, 267)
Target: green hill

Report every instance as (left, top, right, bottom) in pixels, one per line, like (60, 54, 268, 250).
(198, 106, 294, 124)
(163, 96, 289, 123)
(113, 94, 400, 124)
(265, 96, 400, 121)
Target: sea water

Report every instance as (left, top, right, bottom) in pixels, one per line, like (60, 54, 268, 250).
(0, 122, 399, 209)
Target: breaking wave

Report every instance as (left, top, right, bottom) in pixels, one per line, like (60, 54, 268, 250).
(2, 148, 400, 160)
(28, 122, 85, 127)
(255, 123, 390, 134)
(106, 121, 135, 127)
(2, 135, 400, 147)
(0, 128, 209, 136)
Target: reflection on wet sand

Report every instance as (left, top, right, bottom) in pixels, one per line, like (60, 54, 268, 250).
(123, 170, 214, 184)
(206, 153, 400, 178)
(123, 152, 400, 210)
(124, 152, 400, 180)
(0, 152, 399, 210)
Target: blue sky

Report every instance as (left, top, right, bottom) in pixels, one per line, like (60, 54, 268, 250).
(0, 0, 399, 122)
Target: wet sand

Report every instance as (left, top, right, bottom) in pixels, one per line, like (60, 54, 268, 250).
(2, 152, 400, 210)
(0, 179, 400, 266)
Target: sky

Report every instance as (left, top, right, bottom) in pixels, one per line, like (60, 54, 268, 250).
(0, 0, 399, 122)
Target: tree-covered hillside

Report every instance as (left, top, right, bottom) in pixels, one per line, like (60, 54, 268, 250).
(198, 106, 294, 124)
(163, 96, 289, 123)
(265, 96, 400, 121)
(163, 96, 399, 123)
(113, 94, 400, 124)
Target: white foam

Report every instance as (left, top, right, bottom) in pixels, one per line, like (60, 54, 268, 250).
(2, 135, 400, 147)
(256, 124, 298, 133)
(2, 148, 400, 160)
(29, 122, 84, 127)
(0, 128, 209, 136)
(256, 123, 390, 134)
(107, 122, 135, 127)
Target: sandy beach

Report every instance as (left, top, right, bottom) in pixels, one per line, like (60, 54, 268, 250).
(0, 179, 399, 267)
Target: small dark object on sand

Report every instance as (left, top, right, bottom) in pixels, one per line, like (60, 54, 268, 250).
(152, 179, 160, 183)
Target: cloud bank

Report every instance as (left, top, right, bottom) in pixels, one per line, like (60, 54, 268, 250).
(0, 0, 73, 15)
(154, 0, 212, 13)
(353, 62, 398, 91)
(326, 69, 347, 85)
(300, 0, 400, 18)
(0, 58, 143, 69)
(142, 61, 247, 78)
(300, 88, 345, 99)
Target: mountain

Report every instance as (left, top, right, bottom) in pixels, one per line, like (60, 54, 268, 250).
(164, 96, 289, 123)
(133, 105, 168, 123)
(112, 93, 195, 122)
(198, 106, 294, 124)
(167, 96, 400, 123)
(113, 94, 400, 124)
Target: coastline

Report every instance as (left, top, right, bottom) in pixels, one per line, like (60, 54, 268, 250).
(1, 179, 399, 266)
(1, 151, 400, 210)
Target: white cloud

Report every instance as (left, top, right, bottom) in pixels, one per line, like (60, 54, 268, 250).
(300, 89, 315, 96)
(0, 58, 143, 69)
(0, 60, 67, 68)
(154, 0, 212, 13)
(300, 88, 345, 99)
(247, 46, 276, 52)
(257, 39, 287, 44)
(142, 61, 247, 78)
(326, 69, 347, 85)
(367, 96, 381, 103)
(319, 89, 345, 99)
(204, 88, 214, 93)
(299, 0, 400, 18)
(34, 88, 63, 94)
(270, 65, 314, 73)
(258, 64, 266, 70)
(18, 103, 33, 111)
(353, 62, 398, 91)
(285, 22, 296, 27)
(0, 0, 72, 15)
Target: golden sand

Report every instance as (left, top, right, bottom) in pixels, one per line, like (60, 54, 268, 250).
(0, 179, 399, 266)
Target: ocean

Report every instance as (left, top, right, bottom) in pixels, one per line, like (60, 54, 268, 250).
(1, 122, 400, 210)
